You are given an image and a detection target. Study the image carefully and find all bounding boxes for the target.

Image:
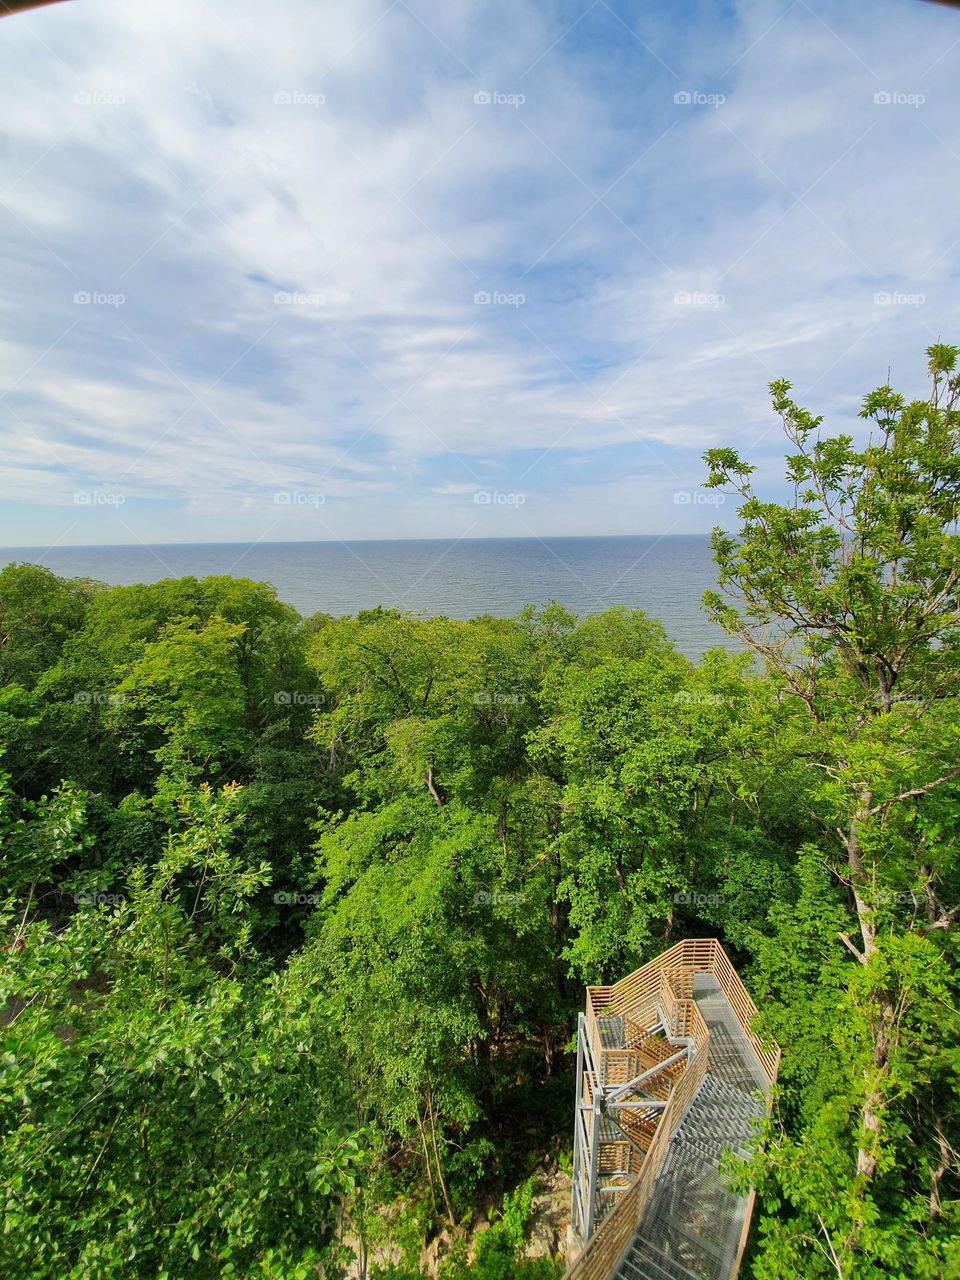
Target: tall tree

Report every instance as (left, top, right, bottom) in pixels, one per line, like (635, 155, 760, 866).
(703, 344, 960, 1273)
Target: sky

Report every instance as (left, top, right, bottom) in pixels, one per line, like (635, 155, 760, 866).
(0, 0, 958, 548)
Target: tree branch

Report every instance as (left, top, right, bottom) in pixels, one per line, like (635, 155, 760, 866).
(865, 766, 960, 817)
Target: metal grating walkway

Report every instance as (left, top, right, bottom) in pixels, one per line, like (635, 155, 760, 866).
(612, 978, 768, 1280)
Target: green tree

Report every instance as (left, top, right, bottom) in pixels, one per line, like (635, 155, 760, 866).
(0, 564, 98, 689)
(704, 344, 960, 1275)
(0, 783, 363, 1280)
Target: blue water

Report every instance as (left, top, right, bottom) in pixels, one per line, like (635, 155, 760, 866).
(1, 535, 735, 659)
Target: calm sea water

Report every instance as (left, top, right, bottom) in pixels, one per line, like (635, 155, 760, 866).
(1, 535, 736, 660)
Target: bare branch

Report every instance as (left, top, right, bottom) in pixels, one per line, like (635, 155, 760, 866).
(838, 932, 866, 965)
(865, 766, 960, 817)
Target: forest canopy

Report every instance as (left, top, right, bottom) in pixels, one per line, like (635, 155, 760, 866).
(1, 346, 959, 1279)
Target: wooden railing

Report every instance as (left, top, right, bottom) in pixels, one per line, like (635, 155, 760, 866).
(706, 939, 780, 1082)
(568, 987, 709, 1280)
(566, 939, 779, 1280)
(591, 939, 778, 1083)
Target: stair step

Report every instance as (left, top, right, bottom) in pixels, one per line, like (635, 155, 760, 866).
(617, 1233, 701, 1280)
(595, 976, 773, 1280)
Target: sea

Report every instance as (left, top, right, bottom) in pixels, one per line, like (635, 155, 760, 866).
(0, 535, 737, 661)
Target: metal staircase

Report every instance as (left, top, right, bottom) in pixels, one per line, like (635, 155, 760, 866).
(614, 1074, 766, 1279)
(566, 940, 779, 1280)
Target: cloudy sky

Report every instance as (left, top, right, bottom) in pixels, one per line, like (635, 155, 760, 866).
(0, 0, 958, 548)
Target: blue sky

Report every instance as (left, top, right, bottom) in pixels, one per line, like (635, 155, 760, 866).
(0, 0, 958, 547)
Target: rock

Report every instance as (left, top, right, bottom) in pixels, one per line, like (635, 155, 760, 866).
(523, 1167, 572, 1264)
(339, 1166, 574, 1277)
(339, 1233, 405, 1278)
(419, 1225, 465, 1275)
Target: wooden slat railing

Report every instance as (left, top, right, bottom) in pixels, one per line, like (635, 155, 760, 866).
(566, 939, 779, 1280)
(567, 990, 709, 1280)
(596, 939, 778, 1084)
(705, 939, 780, 1082)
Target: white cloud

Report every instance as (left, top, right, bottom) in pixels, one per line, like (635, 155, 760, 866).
(0, 0, 958, 544)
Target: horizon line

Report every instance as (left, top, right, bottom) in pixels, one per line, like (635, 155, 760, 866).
(0, 531, 717, 552)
